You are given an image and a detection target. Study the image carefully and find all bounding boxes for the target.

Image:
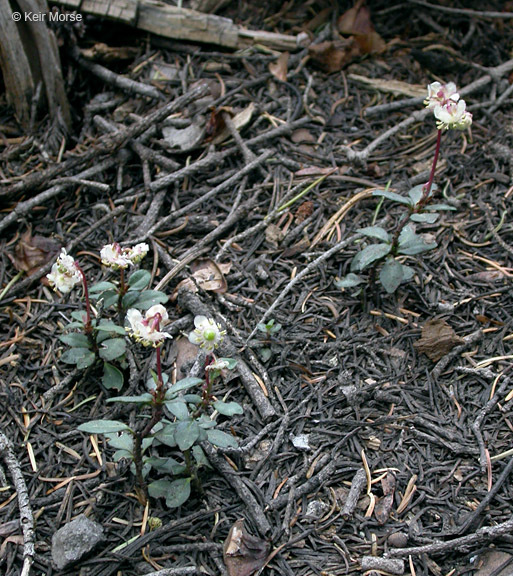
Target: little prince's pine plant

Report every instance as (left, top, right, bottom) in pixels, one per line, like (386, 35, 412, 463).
(336, 81, 472, 294)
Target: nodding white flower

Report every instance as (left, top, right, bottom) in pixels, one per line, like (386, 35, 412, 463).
(206, 358, 230, 372)
(126, 243, 149, 264)
(100, 242, 149, 269)
(424, 81, 459, 109)
(47, 248, 82, 294)
(188, 315, 226, 352)
(126, 305, 171, 347)
(100, 243, 132, 269)
(434, 99, 472, 131)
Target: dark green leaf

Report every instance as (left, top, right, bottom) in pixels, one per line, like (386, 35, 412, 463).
(398, 225, 437, 255)
(358, 225, 390, 242)
(206, 429, 238, 448)
(122, 291, 140, 308)
(165, 377, 203, 398)
(175, 421, 200, 451)
(410, 213, 439, 224)
(59, 333, 91, 348)
(70, 310, 88, 323)
(148, 478, 191, 508)
(61, 347, 96, 369)
(96, 321, 126, 335)
(145, 457, 186, 475)
(102, 363, 124, 390)
(89, 281, 117, 294)
(105, 431, 133, 451)
(99, 338, 126, 361)
(165, 399, 190, 420)
(379, 258, 404, 294)
(373, 190, 410, 205)
(213, 400, 244, 416)
(78, 420, 130, 434)
(133, 290, 168, 310)
(128, 269, 152, 291)
(154, 423, 177, 448)
(351, 243, 391, 272)
(335, 273, 364, 288)
(107, 393, 153, 404)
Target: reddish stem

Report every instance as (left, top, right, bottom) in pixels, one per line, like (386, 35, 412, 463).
(75, 263, 92, 331)
(420, 128, 442, 207)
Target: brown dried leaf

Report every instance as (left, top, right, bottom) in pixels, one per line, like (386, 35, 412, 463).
(308, 40, 358, 73)
(81, 42, 139, 62)
(269, 51, 289, 82)
(374, 472, 396, 525)
(190, 258, 228, 293)
(9, 231, 60, 275)
(414, 318, 464, 362)
(337, 0, 385, 55)
(291, 128, 316, 143)
(223, 519, 270, 576)
(211, 103, 255, 144)
(169, 336, 199, 378)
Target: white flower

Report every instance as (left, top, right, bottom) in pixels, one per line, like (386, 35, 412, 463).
(100, 242, 149, 269)
(126, 305, 171, 347)
(424, 81, 459, 109)
(188, 315, 226, 352)
(205, 358, 230, 371)
(47, 248, 82, 294)
(126, 243, 149, 264)
(434, 99, 472, 131)
(100, 243, 132, 269)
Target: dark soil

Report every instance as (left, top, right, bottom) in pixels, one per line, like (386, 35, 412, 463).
(2, 1, 513, 575)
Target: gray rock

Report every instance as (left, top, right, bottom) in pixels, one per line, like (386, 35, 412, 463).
(52, 514, 104, 570)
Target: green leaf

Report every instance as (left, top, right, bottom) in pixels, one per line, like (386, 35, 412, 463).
(78, 420, 130, 434)
(112, 449, 133, 462)
(148, 478, 191, 508)
(373, 190, 410, 205)
(154, 423, 177, 448)
(398, 225, 437, 255)
(99, 290, 119, 308)
(145, 456, 187, 475)
(128, 269, 152, 291)
(99, 338, 126, 361)
(206, 429, 238, 449)
(122, 291, 140, 308)
(70, 310, 87, 323)
(379, 258, 404, 294)
(428, 203, 456, 211)
(165, 377, 203, 398)
(89, 281, 117, 294)
(59, 333, 91, 348)
(165, 399, 190, 420)
(107, 393, 153, 404)
(258, 348, 272, 362)
(408, 183, 438, 206)
(218, 357, 238, 370)
(133, 290, 168, 310)
(213, 400, 244, 416)
(61, 347, 96, 369)
(192, 445, 210, 469)
(335, 273, 364, 288)
(410, 213, 439, 224)
(351, 243, 391, 272)
(102, 363, 124, 390)
(96, 321, 126, 335)
(358, 226, 390, 242)
(105, 431, 133, 451)
(175, 420, 200, 451)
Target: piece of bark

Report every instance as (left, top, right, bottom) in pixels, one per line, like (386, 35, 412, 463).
(414, 318, 464, 362)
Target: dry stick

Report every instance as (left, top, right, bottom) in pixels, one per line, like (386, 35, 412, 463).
(431, 329, 483, 381)
(132, 149, 273, 243)
(386, 517, 513, 559)
(141, 569, 200, 576)
(177, 289, 276, 421)
(344, 58, 513, 163)
(407, 0, 513, 18)
(201, 442, 272, 535)
(341, 468, 367, 520)
(246, 234, 359, 342)
(471, 374, 512, 472)
(71, 46, 163, 101)
(0, 156, 118, 235)
(1, 82, 210, 200)
(0, 432, 35, 576)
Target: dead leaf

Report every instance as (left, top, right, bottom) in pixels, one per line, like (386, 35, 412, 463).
(337, 0, 385, 54)
(374, 472, 396, 525)
(269, 51, 289, 82)
(265, 223, 284, 248)
(9, 230, 60, 275)
(162, 123, 205, 152)
(169, 336, 199, 378)
(291, 128, 316, 144)
(81, 42, 139, 62)
(223, 519, 270, 576)
(295, 200, 314, 223)
(212, 103, 255, 144)
(190, 259, 229, 293)
(308, 40, 358, 73)
(414, 318, 464, 362)
(474, 550, 513, 576)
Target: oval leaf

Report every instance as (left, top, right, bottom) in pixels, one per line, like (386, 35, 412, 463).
(78, 420, 130, 434)
(61, 347, 95, 369)
(128, 269, 152, 291)
(379, 258, 404, 294)
(358, 225, 390, 242)
(213, 400, 244, 416)
(59, 333, 91, 348)
(351, 243, 391, 272)
(206, 429, 238, 448)
(133, 290, 168, 310)
(335, 273, 364, 288)
(373, 190, 410, 205)
(175, 420, 200, 451)
(103, 363, 124, 390)
(99, 338, 126, 361)
(410, 213, 439, 224)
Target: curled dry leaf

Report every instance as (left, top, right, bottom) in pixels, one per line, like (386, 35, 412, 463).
(308, 40, 359, 73)
(171, 259, 231, 300)
(374, 472, 396, 525)
(9, 230, 60, 276)
(223, 519, 270, 576)
(269, 51, 289, 82)
(169, 336, 199, 378)
(337, 0, 385, 55)
(211, 103, 255, 145)
(414, 318, 464, 362)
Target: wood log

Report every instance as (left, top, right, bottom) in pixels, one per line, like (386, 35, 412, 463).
(49, 0, 310, 51)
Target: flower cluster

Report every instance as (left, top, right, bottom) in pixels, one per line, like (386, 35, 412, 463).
(188, 316, 226, 352)
(47, 248, 82, 294)
(425, 81, 472, 131)
(126, 304, 171, 347)
(100, 242, 149, 269)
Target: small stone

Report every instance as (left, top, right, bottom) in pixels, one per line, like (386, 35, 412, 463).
(387, 531, 408, 548)
(305, 499, 329, 519)
(51, 514, 104, 570)
(291, 434, 311, 451)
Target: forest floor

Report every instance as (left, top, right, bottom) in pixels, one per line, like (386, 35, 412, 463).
(2, 1, 513, 575)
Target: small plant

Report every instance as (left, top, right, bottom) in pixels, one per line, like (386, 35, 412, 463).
(255, 318, 282, 362)
(77, 315, 242, 508)
(336, 81, 472, 294)
(256, 318, 282, 338)
(47, 242, 167, 390)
